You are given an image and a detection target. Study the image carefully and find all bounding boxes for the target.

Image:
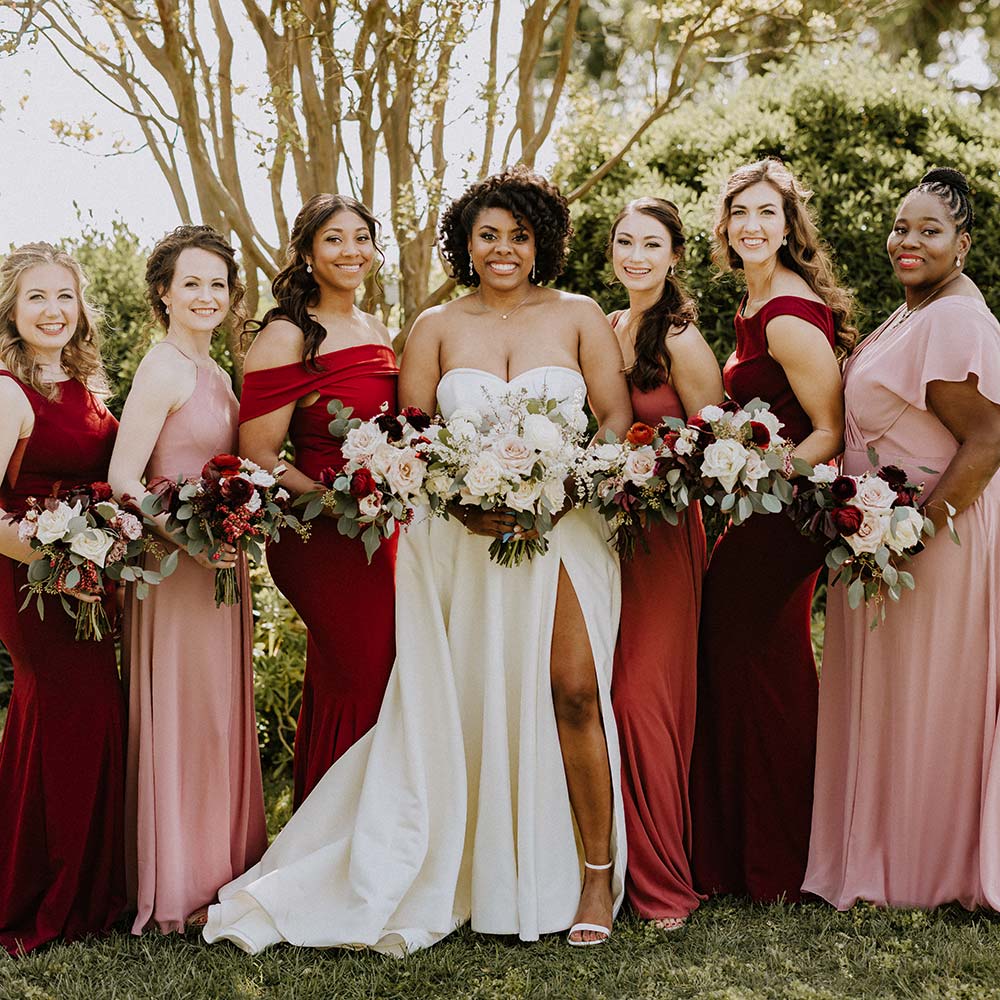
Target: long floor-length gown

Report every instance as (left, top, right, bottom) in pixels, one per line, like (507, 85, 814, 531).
(124, 356, 267, 934)
(204, 366, 626, 955)
(239, 343, 398, 807)
(609, 339, 706, 920)
(690, 296, 833, 902)
(0, 373, 126, 956)
(804, 296, 1000, 910)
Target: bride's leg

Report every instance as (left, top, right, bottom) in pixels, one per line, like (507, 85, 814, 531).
(550, 563, 614, 944)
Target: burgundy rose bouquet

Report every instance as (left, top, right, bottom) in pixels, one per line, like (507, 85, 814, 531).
(11, 481, 175, 640)
(296, 400, 432, 563)
(142, 454, 307, 605)
(792, 451, 959, 626)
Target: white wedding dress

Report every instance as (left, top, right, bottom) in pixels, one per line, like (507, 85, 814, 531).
(203, 367, 625, 956)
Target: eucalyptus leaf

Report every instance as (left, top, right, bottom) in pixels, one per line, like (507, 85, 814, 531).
(866, 445, 880, 467)
(761, 492, 783, 513)
(720, 493, 735, 512)
(160, 549, 180, 577)
(847, 577, 865, 609)
(737, 496, 752, 523)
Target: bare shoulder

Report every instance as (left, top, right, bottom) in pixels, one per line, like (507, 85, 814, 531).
(361, 310, 394, 348)
(547, 287, 606, 319)
(244, 318, 305, 372)
(137, 341, 196, 379)
(0, 368, 32, 417)
(769, 271, 824, 305)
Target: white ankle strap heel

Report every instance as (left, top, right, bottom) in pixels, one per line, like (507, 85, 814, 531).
(567, 858, 613, 947)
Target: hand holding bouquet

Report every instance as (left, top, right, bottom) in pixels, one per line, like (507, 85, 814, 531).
(142, 454, 307, 606)
(12, 481, 175, 640)
(297, 400, 432, 563)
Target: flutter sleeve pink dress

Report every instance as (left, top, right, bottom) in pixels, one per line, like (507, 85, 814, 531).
(804, 295, 1000, 910)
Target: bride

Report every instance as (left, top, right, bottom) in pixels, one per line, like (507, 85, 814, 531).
(203, 166, 633, 954)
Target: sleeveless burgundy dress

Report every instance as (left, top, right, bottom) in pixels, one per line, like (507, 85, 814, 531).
(240, 343, 398, 808)
(689, 295, 833, 902)
(0, 374, 125, 955)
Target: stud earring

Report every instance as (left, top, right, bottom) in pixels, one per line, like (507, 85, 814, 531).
(781, 236, 788, 247)
(306, 263, 313, 274)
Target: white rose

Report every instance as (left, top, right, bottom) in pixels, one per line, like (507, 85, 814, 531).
(493, 434, 537, 476)
(463, 452, 506, 498)
(249, 469, 277, 488)
(542, 477, 566, 511)
(885, 507, 924, 554)
(742, 450, 769, 490)
(342, 423, 387, 463)
(623, 447, 657, 485)
(368, 442, 400, 479)
(591, 442, 622, 466)
(114, 511, 143, 541)
(750, 408, 783, 437)
(17, 518, 37, 543)
(699, 404, 725, 423)
(385, 452, 427, 498)
(567, 406, 589, 435)
(448, 407, 482, 428)
(522, 413, 562, 454)
(505, 479, 544, 511)
(673, 434, 695, 457)
(850, 474, 897, 513)
(700, 439, 750, 494)
(275, 488, 290, 502)
(35, 501, 81, 544)
(357, 493, 383, 519)
(725, 409, 751, 429)
(808, 463, 839, 485)
(69, 527, 115, 568)
(424, 469, 454, 499)
(845, 508, 891, 555)
(596, 478, 619, 502)
(246, 490, 263, 513)
(447, 417, 478, 442)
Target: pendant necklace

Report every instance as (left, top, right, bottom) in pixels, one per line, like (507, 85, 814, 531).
(477, 289, 533, 321)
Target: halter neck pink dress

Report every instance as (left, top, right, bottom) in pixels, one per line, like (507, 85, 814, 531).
(124, 354, 267, 934)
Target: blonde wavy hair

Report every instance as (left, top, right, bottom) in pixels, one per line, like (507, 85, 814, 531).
(0, 242, 109, 399)
(711, 158, 858, 361)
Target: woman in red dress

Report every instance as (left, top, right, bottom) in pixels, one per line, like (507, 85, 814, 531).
(689, 159, 854, 902)
(239, 195, 398, 808)
(0, 243, 125, 955)
(606, 198, 722, 928)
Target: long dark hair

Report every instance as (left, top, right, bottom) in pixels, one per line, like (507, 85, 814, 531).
(250, 194, 383, 369)
(608, 197, 697, 392)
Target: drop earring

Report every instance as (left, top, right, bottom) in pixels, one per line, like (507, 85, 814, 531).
(667, 264, 676, 276)
(468, 259, 475, 281)
(781, 236, 788, 247)
(956, 256, 962, 268)
(531, 260, 536, 282)
(306, 263, 313, 274)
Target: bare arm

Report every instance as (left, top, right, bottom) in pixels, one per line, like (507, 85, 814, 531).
(398, 312, 443, 414)
(0, 377, 39, 563)
(577, 298, 632, 440)
(922, 374, 1000, 533)
(667, 323, 724, 417)
(766, 314, 845, 468)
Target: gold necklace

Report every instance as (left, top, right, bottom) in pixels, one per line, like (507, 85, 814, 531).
(476, 289, 533, 321)
(884, 273, 961, 335)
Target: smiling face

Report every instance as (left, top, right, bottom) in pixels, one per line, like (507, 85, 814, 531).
(13, 262, 81, 363)
(726, 180, 788, 267)
(307, 209, 376, 292)
(612, 210, 678, 295)
(468, 207, 535, 290)
(887, 190, 970, 295)
(159, 247, 231, 335)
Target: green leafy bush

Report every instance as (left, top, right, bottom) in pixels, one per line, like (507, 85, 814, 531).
(555, 47, 1000, 360)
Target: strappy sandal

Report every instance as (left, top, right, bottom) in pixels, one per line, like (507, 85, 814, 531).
(567, 860, 613, 947)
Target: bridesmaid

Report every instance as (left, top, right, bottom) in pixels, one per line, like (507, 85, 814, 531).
(238, 194, 398, 808)
(0, 243, 125, 954)
(804, 168, 1000, 910)
(606, 198, 722, 928)
(689, 159, 855, 902)
(109, 225, 267, 933)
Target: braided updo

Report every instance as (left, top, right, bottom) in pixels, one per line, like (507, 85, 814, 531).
(912, 167, 974, 234)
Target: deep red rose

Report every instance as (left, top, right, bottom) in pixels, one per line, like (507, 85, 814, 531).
(374, 412, 404, 442)
(831, 505, 864, 535)
(350, 468, 378, 498)
(401, 406, 432, 432)
(879, 465, 908, 490)
(662, 430, 681, 453)
(626, 422, 656, 447)
(89, 481, 114, 502)
(318, 466, 339, 489)
(749, 422, 771, 447)
(687, 415, 712, 435)
(220, 475, 254, 505)
(830, 476, 857, 501)
(893, 488, 916, 508)
(721, 399, 741, 413)
(204, 453, 242, 480)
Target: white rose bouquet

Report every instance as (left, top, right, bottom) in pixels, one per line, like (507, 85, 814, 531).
(296, 400, 433, 563)
(11, 481, 176, 640)
(422, 389, 587, 567)
(791, 450, 959, 626)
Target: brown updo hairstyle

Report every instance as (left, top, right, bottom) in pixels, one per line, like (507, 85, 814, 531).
(439, 164, 572, 287)
(608, 197, 698, 392)
(249, 194, 383, 370)
(711, 158, 857, 361)
(0, 242, 109, 400)
(145, 224, 247, 333)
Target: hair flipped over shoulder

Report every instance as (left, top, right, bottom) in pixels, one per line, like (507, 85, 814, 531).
(439, 165, 572, 287)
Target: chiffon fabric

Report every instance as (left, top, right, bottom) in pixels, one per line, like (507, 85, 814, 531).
(124, 358, 267, 934)
(0, 374, 125, 956)
(804, 296, 1000, 910)
(239, 344, 398, 807)
(690, 296, 833, 902)
(204, 366, 626, 955)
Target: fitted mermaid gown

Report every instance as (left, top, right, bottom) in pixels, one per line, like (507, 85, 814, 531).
(204, 366, 626, 955)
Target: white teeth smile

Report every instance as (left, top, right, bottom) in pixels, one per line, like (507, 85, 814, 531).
(489, 262, 517, 273)
(337, 264, 362, 271)
(38, 324, 65, 332)
(623, 266, 651, 275)
(192, 309, 217, 315)
(741, 238, 766, 248)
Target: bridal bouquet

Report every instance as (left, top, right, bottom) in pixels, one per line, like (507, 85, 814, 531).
(422, 390, 588, 566)
(792, 453, 958, 626)
(12, 481, 175, 640)
(297, 400, 433, 563)
(579, 421, 693, 559)
(142, 455, 306, 606)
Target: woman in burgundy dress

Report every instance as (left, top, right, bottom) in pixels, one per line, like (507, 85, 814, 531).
(239, 194, 398, 808)
(689, 159, 855, 902)
(606, 198, 722, 928)
(0, 243, 125, 955)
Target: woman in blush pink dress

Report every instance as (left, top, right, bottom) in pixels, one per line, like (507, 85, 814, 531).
(804, 168, 1000, 911)
(606, 198, 722, 929)
(109, 226, 267, 934)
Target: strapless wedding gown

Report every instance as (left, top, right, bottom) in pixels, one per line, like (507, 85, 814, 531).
(203, 366, 625, 956)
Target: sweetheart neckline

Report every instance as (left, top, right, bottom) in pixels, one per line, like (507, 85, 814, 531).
(438, 365, 584, 386)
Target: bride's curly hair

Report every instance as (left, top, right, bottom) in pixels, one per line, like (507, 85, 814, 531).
(439, 165, 572, 287)
(0, 242, 109, 400)
(711, 158, 858, 362)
